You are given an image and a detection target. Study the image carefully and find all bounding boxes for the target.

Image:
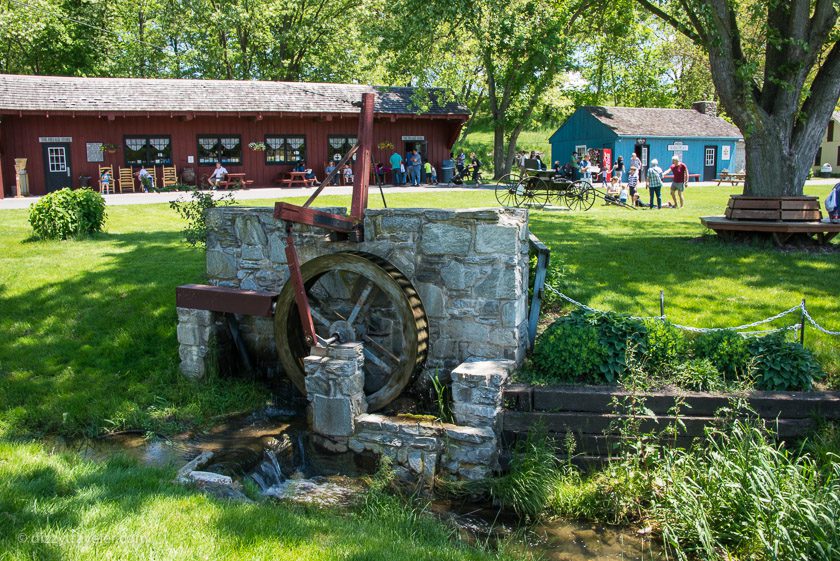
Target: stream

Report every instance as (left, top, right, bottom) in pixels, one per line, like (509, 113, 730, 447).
(46, 408, 662, 560)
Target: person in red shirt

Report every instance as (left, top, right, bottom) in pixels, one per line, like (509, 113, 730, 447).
(664, 156, 689, 208)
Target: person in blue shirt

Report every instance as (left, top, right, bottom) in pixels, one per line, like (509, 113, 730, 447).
(389, 151, 404, 185)
(407, 149, 422, 186)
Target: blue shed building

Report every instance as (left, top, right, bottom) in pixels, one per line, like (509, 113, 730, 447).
(549, 102, 744, 181)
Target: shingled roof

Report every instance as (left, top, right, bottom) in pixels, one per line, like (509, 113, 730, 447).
(0, 74, 469, 116)
(584, 106, 742, 138)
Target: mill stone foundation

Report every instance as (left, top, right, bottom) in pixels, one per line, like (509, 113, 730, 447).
(178, 206, 530, 390)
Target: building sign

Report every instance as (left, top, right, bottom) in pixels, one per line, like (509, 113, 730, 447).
(601, 148, 612, 180)
(667, 141, 688, 152)
(39, 136, 72, 143)
(721, 145, 731, 160)
(636, 138, 646, 145)
(86, 143, 104, 163)
(401, 135, 425, 141)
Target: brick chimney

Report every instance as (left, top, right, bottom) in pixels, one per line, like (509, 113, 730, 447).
(692, 101, 717, 117)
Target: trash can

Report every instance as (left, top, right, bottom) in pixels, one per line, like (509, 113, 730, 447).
(820, 163, 833, 178)
(441, 159, 455, 184)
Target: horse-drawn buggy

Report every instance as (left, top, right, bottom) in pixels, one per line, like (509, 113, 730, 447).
(495, 167, 597, 210)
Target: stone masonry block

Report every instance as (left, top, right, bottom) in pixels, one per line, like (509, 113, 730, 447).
(420, 223, 472, 256)
(475, 224, 519, 255)
(176, 322, 214, 347)
(311, 395, 355, 437)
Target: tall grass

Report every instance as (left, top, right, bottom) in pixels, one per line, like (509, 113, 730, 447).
(654, 421, 840, 561)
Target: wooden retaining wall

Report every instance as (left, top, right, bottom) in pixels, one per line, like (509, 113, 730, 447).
(501, 384, 840, 463)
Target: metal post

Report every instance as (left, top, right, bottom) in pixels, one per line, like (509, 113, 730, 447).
(800, 298, 806, 345)
(660, 290, 665, 318)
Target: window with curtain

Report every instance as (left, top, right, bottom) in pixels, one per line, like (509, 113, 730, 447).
(197, 135, 241, 165)
(265, 135, 306, 164)
(327, 135, 357, 163)
(124, 136, 172, 166)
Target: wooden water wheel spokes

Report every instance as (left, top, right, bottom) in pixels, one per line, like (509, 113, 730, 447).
(275, 251, 428, 411)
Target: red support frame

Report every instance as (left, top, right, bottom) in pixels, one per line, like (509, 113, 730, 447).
(277, 92, 377, 347)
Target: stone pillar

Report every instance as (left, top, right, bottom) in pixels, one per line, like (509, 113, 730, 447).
(450, 360, 513, 431)
(176, 307, 219, 380)
(304, 343, 367, 437)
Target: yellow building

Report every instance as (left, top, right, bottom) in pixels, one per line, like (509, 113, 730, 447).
(814, 111, 840, 173)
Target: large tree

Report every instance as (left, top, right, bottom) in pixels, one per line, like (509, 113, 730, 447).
(637, 0, 840, 197)
(378, 0, 582, 178)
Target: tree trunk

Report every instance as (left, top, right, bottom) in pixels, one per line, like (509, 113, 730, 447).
(504, 126, 523, 177)
(493, 125, 505, 179)
(741, 119, 813, 197)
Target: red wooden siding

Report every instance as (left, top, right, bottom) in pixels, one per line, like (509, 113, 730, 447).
(1, 114, 464, 196)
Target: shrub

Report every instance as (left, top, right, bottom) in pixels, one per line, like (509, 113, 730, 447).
(666, 358, 727, 392)
(531, 310, 646, 384)
(169, 189, 236, 247)
(691, 330, 751, 381)
(747, 333, 823, 391)
(28, 188, 107, 240)
(643, 320, 685, 374)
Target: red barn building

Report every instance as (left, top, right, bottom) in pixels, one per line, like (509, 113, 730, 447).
(0, 74, 469, 198)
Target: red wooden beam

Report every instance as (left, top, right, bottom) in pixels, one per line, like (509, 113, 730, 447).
(175, 284, 278, 316)
(274, 202, 359, 233)
(351, 92, 375, 220)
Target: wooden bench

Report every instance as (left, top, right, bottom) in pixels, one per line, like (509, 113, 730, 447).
(702, 195, 839, 246)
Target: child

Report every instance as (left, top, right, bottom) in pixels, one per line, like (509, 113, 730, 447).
(430, 165, 438, 185)
(100, 169, 113, 194)
(342, 163, 353, 185)
(618, 186, 629, 205)
(627, 165, 640, 206)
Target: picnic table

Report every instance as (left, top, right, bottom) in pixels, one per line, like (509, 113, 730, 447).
(278, 171, 317, 188)
(218, 172, 254, 189)
(717, 171, 746, 186)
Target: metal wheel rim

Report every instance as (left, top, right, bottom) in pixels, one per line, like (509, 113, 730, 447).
(515, 177, 550, 209)
(275, 251, 428, 411)
(495, 173, 520, 207)
(576, 181, 596, 211)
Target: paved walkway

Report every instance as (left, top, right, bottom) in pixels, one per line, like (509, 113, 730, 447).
(0, 185, 483, 210)
(2, 178, 836, 210)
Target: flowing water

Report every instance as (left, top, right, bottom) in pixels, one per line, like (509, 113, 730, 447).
(46, 408, 662, 560)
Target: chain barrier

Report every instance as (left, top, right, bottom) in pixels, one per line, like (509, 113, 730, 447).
(544, 284, 839, 337)
(802, 307, 840, 336)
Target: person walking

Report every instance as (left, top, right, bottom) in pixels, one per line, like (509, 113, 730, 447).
(469, 152, 482, 184)
(407, 149, 422, 186)
(646, 159, 664, 209)
(456, 151, 466, 178)
(664, 156, 689, 208)
(612, 156, 625, 185)
(389, 151, 404, 185)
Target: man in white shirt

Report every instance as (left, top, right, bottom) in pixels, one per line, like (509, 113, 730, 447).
(137, 165, 153, 192)
(208, 162, 228, 189)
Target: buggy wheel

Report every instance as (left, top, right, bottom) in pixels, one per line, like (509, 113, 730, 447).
(495, 173, 521, 207)
(575, 180, 596, 211)
(515, 177, 550, 209)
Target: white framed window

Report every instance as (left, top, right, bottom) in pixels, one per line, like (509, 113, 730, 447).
(48, 147, 67, 172)
(575, 145, 587, 157)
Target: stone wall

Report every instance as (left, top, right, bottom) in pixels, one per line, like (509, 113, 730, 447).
(201, 206, 530, 381)
(348, 360, 512, 486)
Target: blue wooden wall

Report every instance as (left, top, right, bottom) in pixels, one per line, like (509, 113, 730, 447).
(549, 109, 741, 178)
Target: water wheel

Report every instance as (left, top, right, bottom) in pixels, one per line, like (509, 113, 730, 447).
(275, 251, 428, 411)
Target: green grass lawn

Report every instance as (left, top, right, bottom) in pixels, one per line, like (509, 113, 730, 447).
(0, 184, 838, 560)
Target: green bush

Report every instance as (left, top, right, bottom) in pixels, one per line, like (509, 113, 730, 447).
(643, 320, 685, 374)
(169, 189, 236, 247)
(691, 330, 751, 381)
(531, 310, 646, 384)
(28, 188, 107, 240)
(747, 333, 823, 391)
(666, 358, 727, 392)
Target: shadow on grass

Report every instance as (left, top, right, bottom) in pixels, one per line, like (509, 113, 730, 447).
(0, 230, 267, 439)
